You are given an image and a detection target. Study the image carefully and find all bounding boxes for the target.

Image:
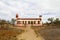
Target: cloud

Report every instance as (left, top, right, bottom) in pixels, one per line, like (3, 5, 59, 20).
(0, 0, 60, 22)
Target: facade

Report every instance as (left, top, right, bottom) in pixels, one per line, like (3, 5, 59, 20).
(15, 14, 42, 27)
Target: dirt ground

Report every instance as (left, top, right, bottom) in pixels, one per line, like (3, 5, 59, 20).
(38, 29, 60, 40)
(16, 26, 45, 40)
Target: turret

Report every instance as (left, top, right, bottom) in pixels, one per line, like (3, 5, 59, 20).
(16, 13, 19, 19)
(39, 15, 42, 21)
(39, 15, 42, 26)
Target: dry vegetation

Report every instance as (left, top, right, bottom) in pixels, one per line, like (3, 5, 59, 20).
(32, 18, 60, 40)
(38, 29, 60, 40)
(32, 25, 60, 40)
(0, 28, 24, 40)
(0, 18, 60, 40)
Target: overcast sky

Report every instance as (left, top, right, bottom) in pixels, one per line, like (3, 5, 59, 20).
(0, 0, 60, 22)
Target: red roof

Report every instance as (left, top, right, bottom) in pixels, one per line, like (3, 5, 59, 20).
(16, 18, 41, 20)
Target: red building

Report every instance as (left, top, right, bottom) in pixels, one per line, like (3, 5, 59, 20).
(15, 14, 42, 27)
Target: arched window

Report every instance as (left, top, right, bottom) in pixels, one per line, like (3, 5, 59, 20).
(34, 21, 36, 24)
(22, 21, 24, 24)
(38, 21, 40, 24)
(31, 21, 33, 24)
(28, 21, 30, 24)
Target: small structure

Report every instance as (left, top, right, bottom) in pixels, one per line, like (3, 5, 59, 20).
(15, 14, 42, 27)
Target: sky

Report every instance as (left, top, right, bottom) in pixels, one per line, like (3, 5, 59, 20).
(0, 0, 60, 22)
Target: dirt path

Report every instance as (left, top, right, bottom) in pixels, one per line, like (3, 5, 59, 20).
(16, 26, 44, 40)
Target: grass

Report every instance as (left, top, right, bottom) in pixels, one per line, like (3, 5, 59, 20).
(0, 28, 24, 40)
(32, 26, 60, 40)
(0, 25, 60, 40)
(38, 29, 60, 40)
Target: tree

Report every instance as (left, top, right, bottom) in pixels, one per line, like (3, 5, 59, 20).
(0, 20, 7, 28)
(48, 17, 54, 23)
(0, 20, 7, 25)
(54, 18, 60, 24)
(11, 18, 16, 25)
(54, 18, 59, 22)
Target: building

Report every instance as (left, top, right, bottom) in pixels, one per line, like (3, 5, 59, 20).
(15, 14, 42, 27)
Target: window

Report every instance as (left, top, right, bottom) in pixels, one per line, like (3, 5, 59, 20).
(28, 21, 30, 24)
(31, 21, 33, 24)
(34, 21, 36, 24)
(22, 21, 24, 24)
(38, 21, 40, 24)
(17, 21, 21, 24)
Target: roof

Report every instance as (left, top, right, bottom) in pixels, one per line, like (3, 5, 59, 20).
(16, 18, 41, 20)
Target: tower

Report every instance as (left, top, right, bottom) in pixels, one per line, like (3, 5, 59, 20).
(39, 15, 42, 21)
(39, 15, 42, 26)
